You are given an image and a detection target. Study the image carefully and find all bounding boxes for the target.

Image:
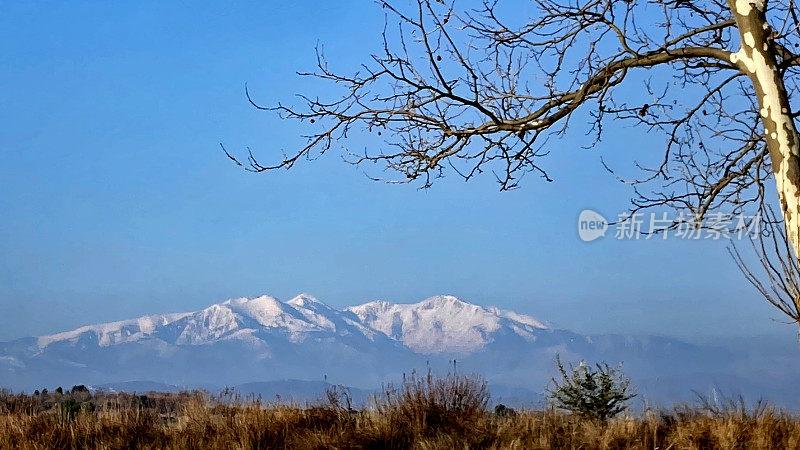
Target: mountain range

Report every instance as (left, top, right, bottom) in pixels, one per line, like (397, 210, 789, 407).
(2, 294, 798, 407)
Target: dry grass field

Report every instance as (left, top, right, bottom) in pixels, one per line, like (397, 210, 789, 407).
(1, 374, 799, 449)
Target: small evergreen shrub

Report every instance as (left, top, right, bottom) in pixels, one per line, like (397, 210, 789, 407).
(547, 356, 636, 421)
(494, 403, 517, 417)
(58, 399, 81, 423)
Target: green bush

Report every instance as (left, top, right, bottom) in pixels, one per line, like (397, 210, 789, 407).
(547, 356, 636, 422)
(58, 399, 81, 423)
(494, 403, 517, 417)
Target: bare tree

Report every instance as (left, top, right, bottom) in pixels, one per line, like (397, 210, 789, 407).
(225, 0, 800, 328)
(730, 207, 800, 330)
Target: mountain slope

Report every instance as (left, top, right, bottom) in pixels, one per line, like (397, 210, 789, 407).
(36, 294, 381, 349)
(0, 294, 416, 390)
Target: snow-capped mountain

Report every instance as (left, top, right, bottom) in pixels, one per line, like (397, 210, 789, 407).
(348, 295, 547, 354)
(36, 294, 380, 349)
(1, 294, 798, 406)
(23, 294, 548, 358)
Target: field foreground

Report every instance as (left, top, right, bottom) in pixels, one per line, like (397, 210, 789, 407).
(2, 381, 800, 449)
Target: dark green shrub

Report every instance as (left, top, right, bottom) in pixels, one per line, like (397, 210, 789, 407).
(547, 356, 635, 422)
(58, 398, 81, 423)
(494, 403, 517, 417)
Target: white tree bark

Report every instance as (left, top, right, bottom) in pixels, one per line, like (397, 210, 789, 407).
(729, 0, 800, 259)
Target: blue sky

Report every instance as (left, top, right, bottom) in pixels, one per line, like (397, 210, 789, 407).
(0, 0, 792, 342)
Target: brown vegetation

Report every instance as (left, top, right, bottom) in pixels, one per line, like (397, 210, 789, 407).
(1, 376, 799, 449)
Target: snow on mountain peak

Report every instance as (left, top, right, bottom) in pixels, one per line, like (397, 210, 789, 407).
(286, 293, 323, 308)
(36, 307, 195, 347)
(419, 295, 465, 309)
(31, 294, 548, 355)
(221, 295, 301, 328)
(348, 295, 548, 354)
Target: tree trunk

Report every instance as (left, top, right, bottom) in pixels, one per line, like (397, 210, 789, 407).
(728, 0, 800, 260)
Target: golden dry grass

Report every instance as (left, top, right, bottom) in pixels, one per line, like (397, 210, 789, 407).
(1, 380, 799, 449)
